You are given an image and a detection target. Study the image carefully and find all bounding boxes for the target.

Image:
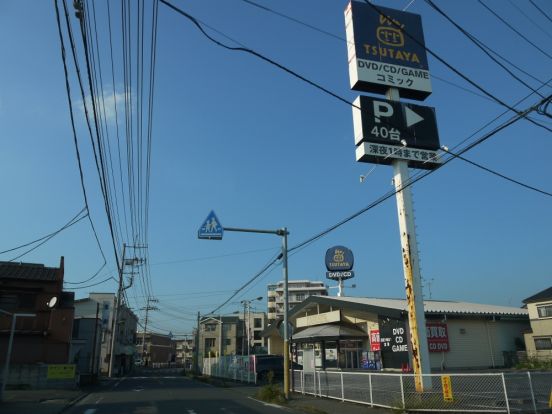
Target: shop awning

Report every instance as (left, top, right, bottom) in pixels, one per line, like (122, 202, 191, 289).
(292, 324, 365, 341)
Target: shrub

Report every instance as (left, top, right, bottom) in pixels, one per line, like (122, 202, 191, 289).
(255, 383, 286, 404)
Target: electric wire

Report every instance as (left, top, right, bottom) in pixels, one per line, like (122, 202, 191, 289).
(361, 1, 552, 133)
(529, 0, 552, 24)
(441, 148, 552, 198)
(478, 0, 552, 61)
(0, 207, 86, 255)
(506, 0, 552, 41)
(424, 0, 548, 96)
(64, 275, 117, 290)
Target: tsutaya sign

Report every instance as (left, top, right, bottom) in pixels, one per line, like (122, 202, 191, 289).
(345, 1, 432, 100)
(325, 246, 355, 281)
(352, 96, 441, 170)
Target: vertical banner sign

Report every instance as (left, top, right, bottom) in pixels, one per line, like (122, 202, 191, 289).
(344, 1, 431, 100)
(426, 323, 450, 352)
(441, 375, 454, 402)
(370, 329, 381, 351)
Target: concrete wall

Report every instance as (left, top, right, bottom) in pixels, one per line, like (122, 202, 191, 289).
(1, 364, 77, 390)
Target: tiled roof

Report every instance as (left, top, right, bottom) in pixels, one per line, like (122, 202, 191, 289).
(324, 297, 528, 317)
(0, 261, 59, 281)
(522, 286, 552, 304)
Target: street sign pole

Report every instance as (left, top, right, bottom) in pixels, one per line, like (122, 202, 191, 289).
(198, 212, 291, 398)
(388, 87, 431, 392)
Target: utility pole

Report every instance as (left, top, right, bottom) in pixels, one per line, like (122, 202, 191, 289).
(140, 297, 158, 366)
(194, 312, 200, 375)
(108, 244, 146, 377)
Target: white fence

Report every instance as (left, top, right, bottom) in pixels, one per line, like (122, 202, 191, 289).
(292, 370, 552, 413)
(201, 356, 256, 384)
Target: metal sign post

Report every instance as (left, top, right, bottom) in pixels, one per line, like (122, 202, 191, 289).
(198, 212, 291, 398)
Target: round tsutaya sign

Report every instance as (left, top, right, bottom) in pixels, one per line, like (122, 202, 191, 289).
(325, 246, 354, 271)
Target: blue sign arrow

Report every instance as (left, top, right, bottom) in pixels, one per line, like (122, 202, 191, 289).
(198, 210, 224, 240)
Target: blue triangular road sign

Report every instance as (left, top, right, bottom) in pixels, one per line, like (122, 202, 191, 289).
(198, 210, 224, 240)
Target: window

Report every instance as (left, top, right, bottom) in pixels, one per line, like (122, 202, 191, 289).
(205, 338, 216, 349)
(205, 324, 217, 331)
(253, 331, 261, 340)
(295, 294, 305, 302)
(254, 318, 262, 328)
(72, 319, 80, 339)
(225, 338, 231, 346)
(537, 304, 552, 318)
(0, 294, 17, 311)
(534, 337, 552, 350)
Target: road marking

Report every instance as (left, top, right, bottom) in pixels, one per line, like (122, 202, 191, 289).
(247, 396, 284, 409)
(95, 396, 104, 404)
(187, 410, 197, 414)
(84, 409, 97, 414)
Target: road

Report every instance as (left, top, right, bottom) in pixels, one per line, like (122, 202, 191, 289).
(66, 373, 289, 414)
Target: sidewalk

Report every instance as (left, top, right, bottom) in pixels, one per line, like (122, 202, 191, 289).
(1, 388, 88, 414)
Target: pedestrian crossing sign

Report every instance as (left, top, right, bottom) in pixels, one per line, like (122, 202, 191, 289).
(198, 210, 224, 240)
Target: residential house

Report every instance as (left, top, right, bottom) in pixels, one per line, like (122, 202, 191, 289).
(522, 286, 552, 361)
(136, 331, 176, 366)
(0, 258, 74, 364)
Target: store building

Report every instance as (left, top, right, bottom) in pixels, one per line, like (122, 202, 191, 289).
(264, 296, 529, 371)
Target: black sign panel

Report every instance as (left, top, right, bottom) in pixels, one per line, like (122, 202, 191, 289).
(378, 317, 410, 369)
(325, 246, 354, 271)
(353, 96, 439, 150)
(344, 2, 431, 100)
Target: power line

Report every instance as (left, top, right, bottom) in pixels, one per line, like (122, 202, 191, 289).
(424, 0, 547, 96)
(64, 275, 117, 290)
(529, 0, 552, 24)
(0, 207, 86, 255)
(288, 94, 551, 254)
(361, 1, 552, 134)
(506, 0, 552, 42)
(441, 147, 552, 198)
(478, 0, 552, 61)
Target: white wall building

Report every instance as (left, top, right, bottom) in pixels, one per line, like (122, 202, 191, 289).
(267, 280, 328, 322)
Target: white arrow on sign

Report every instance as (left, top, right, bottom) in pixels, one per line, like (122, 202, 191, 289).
(405, 106, 424, 128)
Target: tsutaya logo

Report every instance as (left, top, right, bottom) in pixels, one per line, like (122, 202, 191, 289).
(325, 245, 354, 271)
(364, 13, 421, 65)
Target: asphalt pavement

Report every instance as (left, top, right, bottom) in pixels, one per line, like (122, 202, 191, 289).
(1, 370, 394, 414)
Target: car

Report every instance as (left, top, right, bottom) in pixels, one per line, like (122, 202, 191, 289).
(252, 355, 302, 382)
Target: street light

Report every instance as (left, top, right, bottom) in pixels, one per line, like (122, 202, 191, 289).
(0, 309, 36, 402)
(240, 297, 263, 356)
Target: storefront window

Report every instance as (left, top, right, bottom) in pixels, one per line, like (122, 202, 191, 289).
(325, 341, 338, 368)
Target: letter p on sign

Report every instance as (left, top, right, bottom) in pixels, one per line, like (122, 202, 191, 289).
(373, 101, 393, 123)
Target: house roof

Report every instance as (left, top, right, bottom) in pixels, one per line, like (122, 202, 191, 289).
(0, 261, 59, 282)
(522, 286, 552, 304)
(289, 296, 528, 319)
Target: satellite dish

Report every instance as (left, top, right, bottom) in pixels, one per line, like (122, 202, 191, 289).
(47, 297, 58, 309)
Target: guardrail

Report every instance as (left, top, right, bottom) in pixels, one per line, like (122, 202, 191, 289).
(292, 370, 552, 413)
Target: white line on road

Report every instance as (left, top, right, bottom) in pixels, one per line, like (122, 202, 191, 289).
(187, 410, 197, 414)
(84, 409, 97, 414)
(95, 396, 104, 404)
(247, 396, 284, 409)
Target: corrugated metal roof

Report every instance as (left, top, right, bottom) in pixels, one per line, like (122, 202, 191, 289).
(0, 261, 59, 281)
(325, 297, 528, 316)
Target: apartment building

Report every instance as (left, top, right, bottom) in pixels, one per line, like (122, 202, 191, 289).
(267, 280, 328, 322)
(74, 292, 138, 376)
(175, 337, 194, 369)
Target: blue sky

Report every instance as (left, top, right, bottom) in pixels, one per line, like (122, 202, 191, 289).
(1, 0, 551, 336)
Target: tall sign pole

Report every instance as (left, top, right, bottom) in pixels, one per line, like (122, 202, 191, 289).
(387, 87, 431, 391)
(345, 2, 441, 391)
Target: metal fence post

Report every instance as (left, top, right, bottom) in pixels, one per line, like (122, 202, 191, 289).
(400, 374, 405, 410)
(301, 370, 304, 394)
(340, 372, 345, 401)
(501, 373, 511, 414)
(527, 371, 537, 414)
(369, 373, 373, 407)
(318, 371, 322, 397)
